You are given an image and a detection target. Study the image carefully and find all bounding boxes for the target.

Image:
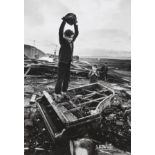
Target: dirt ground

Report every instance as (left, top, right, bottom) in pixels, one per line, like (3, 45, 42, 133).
(24, 58, 131, 155)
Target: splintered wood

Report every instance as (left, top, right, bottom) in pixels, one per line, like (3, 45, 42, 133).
(43, 83, 114, 124)
(24, 56, 91, 78)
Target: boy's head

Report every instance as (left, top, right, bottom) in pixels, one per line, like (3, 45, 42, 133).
(64, 29, 74, 42)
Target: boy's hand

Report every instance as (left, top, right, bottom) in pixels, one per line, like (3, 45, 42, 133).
(62, 13, 77, 25)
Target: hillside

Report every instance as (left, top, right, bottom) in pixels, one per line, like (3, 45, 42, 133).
(24, 44, 46, 59)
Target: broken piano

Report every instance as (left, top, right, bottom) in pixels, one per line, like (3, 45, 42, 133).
(36, 83, 115, 143)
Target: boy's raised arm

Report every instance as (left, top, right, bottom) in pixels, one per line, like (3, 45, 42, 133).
(59, 20, 66, 44)
(72, 23, 79, 42)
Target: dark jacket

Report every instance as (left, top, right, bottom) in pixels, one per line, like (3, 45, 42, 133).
(58, 21, 79, 63)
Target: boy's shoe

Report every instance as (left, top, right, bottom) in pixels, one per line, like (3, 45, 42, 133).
(62, 91, 67, 96)
(62, 92, 70, 100)
(53, 93, 62, 102)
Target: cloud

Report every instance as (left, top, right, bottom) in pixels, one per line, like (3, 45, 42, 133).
(24, 0, 131, 57)
(24, 0, 45, 26)
(77, 48, 131, 59)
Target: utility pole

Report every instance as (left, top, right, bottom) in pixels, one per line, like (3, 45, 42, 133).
(53, 44, 58, 60)
(33, 40, 38, 59)
(33, 40, 36, 47)
(54, 45, 57, 55)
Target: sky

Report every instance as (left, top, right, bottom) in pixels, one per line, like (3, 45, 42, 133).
(24, 0, 131, 58)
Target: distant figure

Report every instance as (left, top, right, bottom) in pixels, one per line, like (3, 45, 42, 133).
(100, 63, 108, 81)
(89, 65, 99, 83)
(53, 51, 57, 61)
(54, 13, 79, 102)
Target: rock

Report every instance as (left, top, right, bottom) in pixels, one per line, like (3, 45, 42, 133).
(25, 119, 33, 127)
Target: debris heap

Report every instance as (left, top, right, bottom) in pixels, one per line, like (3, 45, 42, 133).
(24, 56, 91, 78)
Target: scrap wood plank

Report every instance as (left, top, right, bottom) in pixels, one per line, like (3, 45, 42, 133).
(36, 102, 56, 143)
(83, 89, 94, 93)
(63, 97, 106, 114)
(96, 94, 114, 113)
(83, 91, 104, 100)
(36, 80, 56, 85)
(57, 101, 77, 108)
(68, 83, 95, 92)
(78, 96, 106, 107)
(25, 75, 46, 78)
(24, 67, 31, 77)
(57, 102, 69, 106)
(83, 92, 106, 101)
(99, 84, 115, 95)
(30, 94, 37, 104)
(64, 107, 81, 113)
(64, 106, 98, 114)
(58, 105, 78, 122)
(43, 91, 68, 124)
(58, 102, 84, 118)
(83, 92, 97, 100)
(69, 101, 78, 108)
(57, 101, 78, 121)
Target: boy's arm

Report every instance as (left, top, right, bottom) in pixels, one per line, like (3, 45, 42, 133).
(72, 23, 79, 42)
(59, 20, 66, 44)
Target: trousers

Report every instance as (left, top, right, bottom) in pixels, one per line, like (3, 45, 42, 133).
(55, 62, 71, 94)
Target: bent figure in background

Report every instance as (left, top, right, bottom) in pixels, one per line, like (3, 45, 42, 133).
(89, 65, 99, 83)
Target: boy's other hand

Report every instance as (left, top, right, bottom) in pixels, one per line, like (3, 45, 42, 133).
(62, 13, 77, 25)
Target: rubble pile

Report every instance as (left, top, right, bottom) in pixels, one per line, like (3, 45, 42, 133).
(24, 56, 58, 78)
(24, 56, 91, 78)
(24, 106, 54, 153)
(24, 56, 131, 154)
(94, 90, 131, 152)
(24, 88, 131, 153)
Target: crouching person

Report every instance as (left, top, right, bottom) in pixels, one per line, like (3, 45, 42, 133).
(89, 65, 99, 83)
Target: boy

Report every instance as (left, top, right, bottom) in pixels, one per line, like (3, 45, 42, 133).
(89, 65, 99, 83)
(54, 13, 79, 101)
